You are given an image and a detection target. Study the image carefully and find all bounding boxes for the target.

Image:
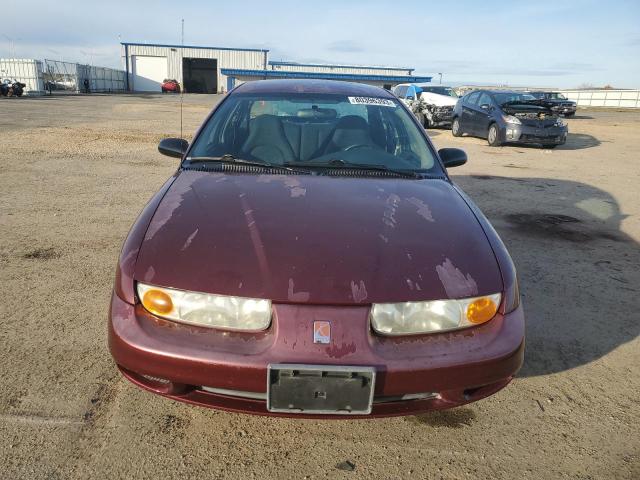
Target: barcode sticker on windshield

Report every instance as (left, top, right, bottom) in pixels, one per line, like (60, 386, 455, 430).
(348, 96, 396, 107)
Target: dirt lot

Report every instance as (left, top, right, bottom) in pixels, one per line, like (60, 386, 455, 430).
(0, 94, 638, 479)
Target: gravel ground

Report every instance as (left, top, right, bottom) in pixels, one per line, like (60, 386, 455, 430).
(0, 94, 638, 480)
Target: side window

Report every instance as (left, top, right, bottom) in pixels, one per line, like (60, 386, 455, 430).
(477, 92, 492, 107)
(405, 86, 415, 99)
(466, 91, 480, 105)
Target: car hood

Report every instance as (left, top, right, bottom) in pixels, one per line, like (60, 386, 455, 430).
(135, 170, 503, 304)
(541, 98, 575, 104)
(419, 92, 458, 107)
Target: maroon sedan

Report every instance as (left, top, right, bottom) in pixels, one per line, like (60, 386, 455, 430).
(109, 79, 524, 418)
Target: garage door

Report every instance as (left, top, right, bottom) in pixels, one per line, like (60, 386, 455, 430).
(132, 56, 168, 92)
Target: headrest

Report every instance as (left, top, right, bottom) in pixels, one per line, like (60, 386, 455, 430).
(334, 115, 369, 130)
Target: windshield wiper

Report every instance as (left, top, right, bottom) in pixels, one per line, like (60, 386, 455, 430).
(285, 159, 425, 178)
(185, 154, 311, 174)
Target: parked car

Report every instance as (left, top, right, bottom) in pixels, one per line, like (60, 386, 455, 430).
(161, 79, 181, 93)
(393, 83, 456, 128)
(109, 79, 524, 418)
(527, 91, 577, 116)
(452, 90, 568, 148)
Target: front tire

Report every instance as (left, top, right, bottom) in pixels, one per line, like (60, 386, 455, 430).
(487, 123, 501, 146)
(451, 117, 462, 137)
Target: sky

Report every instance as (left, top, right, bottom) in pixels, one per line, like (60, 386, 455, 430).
(1, 0, 639, 88)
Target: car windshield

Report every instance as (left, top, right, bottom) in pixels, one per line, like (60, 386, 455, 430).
(548, 92, 567, 100)
(187, 92, 440, 174)
(493, 92, 537, 105)
(422, 87, 458, 98)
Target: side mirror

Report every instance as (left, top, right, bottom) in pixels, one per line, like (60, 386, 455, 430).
(158, 138, 188, 158)
(438, 148, 467, 168)
(480, 103, 491, 110)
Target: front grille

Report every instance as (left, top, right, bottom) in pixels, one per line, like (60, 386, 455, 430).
(521, 134, 561, 142)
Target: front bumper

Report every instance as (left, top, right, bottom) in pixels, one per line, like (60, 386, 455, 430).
(551, 105, 577, 115)
(426, 107, 454, 126)
(503, 123, 568, 145)
(109, 292, 525, 418)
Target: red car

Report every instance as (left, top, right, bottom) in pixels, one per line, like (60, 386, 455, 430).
(109, 79, 524, 418)
(161, 79, 180, 93)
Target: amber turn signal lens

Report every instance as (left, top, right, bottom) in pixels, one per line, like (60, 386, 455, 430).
(142, 289, 174, 316)
(466, 297, 498, 324)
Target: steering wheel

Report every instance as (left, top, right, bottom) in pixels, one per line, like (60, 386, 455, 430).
(344, 144, 374, 152)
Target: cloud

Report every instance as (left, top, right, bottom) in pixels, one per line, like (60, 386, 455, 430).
(326, 40, 364, 53)
(419, 59, 602, 77)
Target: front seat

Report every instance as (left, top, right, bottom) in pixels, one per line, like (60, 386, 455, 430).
(241, 115, 296, 163)
(325, 115, 376, 154)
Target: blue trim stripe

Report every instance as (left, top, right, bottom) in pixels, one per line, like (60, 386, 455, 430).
(269, 61, 413, 73)
(121, 42, 269, 53)
(221, 68, 431, 83)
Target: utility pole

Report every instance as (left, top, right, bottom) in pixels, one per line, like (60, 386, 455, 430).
(3, 35, 16, 58)
(438, 72, 443, 84)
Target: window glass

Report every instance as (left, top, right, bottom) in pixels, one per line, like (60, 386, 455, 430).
(466, 91, 481, 105)
(188, 92, 441, 173)
(477, 92, 492, 106)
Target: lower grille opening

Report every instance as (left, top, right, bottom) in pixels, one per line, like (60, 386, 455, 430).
(140, 374, 171, 385)
(199, 386, 440, 404)
(373, 392, 439, 404)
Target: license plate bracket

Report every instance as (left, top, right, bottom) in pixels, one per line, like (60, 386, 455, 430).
(267, 364, 375, 415)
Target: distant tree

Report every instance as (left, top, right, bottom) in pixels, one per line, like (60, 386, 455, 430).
(603, 84, 614, 89)
(577, 83, 595, 90)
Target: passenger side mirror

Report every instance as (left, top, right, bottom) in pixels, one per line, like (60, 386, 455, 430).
(158, 138, 189, 158)
(438, 148, 467, 168)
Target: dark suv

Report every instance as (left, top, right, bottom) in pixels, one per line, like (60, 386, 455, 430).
(452, 90, 568, 148)
(527, 91, 576, 116)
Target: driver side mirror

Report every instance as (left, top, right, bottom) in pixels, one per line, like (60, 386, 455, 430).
(158, 138, 189, 158)
(438, 148, 467, 168)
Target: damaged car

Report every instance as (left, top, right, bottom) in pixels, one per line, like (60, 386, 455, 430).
(452, 90, 568, 148)
(109, 79, 524, 418)
(393, 83, 457, 128)
(527, 91, 577, 117)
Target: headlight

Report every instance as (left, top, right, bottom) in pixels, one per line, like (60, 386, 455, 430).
(502, 114, 521, 125)
(371, 293, 501, 336)
(137, 282, 272, 331)
(555, 118, 564, 127)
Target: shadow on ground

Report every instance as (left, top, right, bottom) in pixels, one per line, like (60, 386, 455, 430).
(453, 175, 639, 377)
(558, 132, 601, 150)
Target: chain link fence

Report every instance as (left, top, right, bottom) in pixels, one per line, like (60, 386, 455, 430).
(42, 59, 125, 94)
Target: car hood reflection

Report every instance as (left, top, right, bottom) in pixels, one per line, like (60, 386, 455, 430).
(134, 170, 503, 304)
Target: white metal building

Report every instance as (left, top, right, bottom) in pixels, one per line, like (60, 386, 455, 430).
(122, 42, 268, 93)
(268, 61, 414, 77)
(121, 42, 431, 93)
(0, 59, 45, 94)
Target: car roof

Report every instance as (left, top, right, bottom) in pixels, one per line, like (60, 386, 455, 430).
(233, 79, 394, 97)
(472, 90, 526, 95)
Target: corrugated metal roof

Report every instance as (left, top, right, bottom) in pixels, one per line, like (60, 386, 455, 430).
(121, 42, 269, 53)
(221, 68, 432, 83)
(269, 60, 413, 73)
